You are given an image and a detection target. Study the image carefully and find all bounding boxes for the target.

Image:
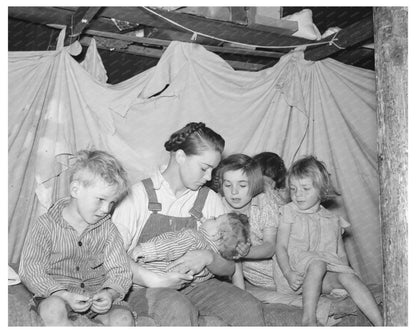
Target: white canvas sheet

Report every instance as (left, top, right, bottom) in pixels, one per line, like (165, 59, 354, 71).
(8, 30, 381, 285)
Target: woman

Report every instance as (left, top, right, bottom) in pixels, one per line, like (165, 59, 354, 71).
(112, 122, 264, 326)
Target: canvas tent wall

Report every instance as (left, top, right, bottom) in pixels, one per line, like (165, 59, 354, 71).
(8, 29, 382, 286)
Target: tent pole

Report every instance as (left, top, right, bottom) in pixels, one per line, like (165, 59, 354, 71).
(373, 7, 408, 326)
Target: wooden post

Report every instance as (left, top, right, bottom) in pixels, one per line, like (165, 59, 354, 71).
(373, 7, 408, 326)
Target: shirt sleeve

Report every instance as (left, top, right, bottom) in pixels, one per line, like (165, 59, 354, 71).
(258, 194, 280, 229)
(112, 182, 149, 254)
(101, 223, 132, 300)
(202, 190, 226, 219)
(140, 229, 210, 262)
(278, 203, 297, 225)
(338, 216, 351, 234)
(18, 216, 67, 297)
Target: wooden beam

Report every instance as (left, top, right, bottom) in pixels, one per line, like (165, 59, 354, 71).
(69, 7, 101, 37)
(83, 29, 285, 59)
(374, 7, 408, 327)
(80, 35, 266, 71)
(8, 6, 121, 33)
(97, 7, 304, 46)
(304, 16, 374, 61)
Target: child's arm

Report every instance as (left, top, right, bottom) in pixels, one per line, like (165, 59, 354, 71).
(18, 218, 67, 297)
(337, 229, 350, 266)
(276, 222, 303, 291)
(244, 226, 277, 259)
(232, 261, 245, 290)
(242, 197, 279, 259)
(101, 224, 134, 300)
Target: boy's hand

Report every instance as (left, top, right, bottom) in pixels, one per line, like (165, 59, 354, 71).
(285, 270, 304, 291)
(54, 290, 92, 312)
(233, 240, 251, 259)
(131, 245, 144, 262)
(91, 289, 113, 313)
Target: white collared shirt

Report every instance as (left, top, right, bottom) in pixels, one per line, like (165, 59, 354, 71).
(112, 169, 226, 254)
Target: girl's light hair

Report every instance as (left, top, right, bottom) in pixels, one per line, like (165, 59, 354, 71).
(70, 150, 129, 198)
(213, 154, 264, 197)
(287, 155, 340, 201)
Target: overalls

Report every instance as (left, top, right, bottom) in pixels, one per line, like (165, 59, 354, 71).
(127, 178, 265, 326)
(138, 178, 209, 243)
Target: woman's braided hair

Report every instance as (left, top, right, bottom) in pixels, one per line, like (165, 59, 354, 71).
(164, 122, 225, 155)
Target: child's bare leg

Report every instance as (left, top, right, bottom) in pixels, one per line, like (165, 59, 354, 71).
(302, 260, 327, 326)
(38, 295, 72, 326)
(337, 273, 383, 326)
(96, 308, 134, 326)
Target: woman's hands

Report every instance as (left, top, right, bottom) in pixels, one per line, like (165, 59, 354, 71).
(166, 249, 214, 275)
(151, 271, 194, 289)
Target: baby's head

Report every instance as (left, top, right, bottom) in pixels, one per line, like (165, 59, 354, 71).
(213, 154, 263, 210)
(287, 155, 339, 209)
(69, 150, 129, 223)
(201, 212, 250, 260)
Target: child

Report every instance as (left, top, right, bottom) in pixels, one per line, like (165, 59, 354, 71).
(212, 154, 280, 293)
(253, 151, 289, 205)
(276, 155, 383, 326)
(130, 212, 250, 286)
(19, 150, 134, 326)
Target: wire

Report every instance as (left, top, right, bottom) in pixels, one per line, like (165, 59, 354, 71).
(142, 6, 344, 51)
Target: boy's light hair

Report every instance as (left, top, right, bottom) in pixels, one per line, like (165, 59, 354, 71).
(70, 150, 129, 198)
(216, 212, 250, 260)
(287, 155, 340, 201)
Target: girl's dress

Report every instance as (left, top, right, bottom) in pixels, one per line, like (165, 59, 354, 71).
(275, 201, 356, 295)
(223, 193, 280, 289)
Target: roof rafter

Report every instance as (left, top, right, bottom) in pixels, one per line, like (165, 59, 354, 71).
(305, 16, 374, 61)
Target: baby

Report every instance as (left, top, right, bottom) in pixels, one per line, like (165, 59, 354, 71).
(130, 212, 250, 285)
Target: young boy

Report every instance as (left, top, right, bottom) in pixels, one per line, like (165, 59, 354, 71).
(19, 150, 134, 326)
(130, 212, 250, 285)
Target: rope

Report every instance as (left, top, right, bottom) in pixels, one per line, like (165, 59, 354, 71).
(143, 7, 343, 51)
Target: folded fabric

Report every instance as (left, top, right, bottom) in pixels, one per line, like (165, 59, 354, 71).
(8, 265, 21, 286)
(282, 9, 322, 40)
(322, 26, 342, 39)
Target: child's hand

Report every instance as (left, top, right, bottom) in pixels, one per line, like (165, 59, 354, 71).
(131, 245, 144, 262)
(233, 240, 251, 259)
(91, 289, 113, 313)
(59, 291, 92, 312)
(285, 270, 304, 291)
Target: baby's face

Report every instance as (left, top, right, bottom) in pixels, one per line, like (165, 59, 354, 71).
(201, 214, 228, 237)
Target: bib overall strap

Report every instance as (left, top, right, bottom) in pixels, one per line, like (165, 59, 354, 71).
(188, 186, 210, 220)
(142, 178, 162, 213)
